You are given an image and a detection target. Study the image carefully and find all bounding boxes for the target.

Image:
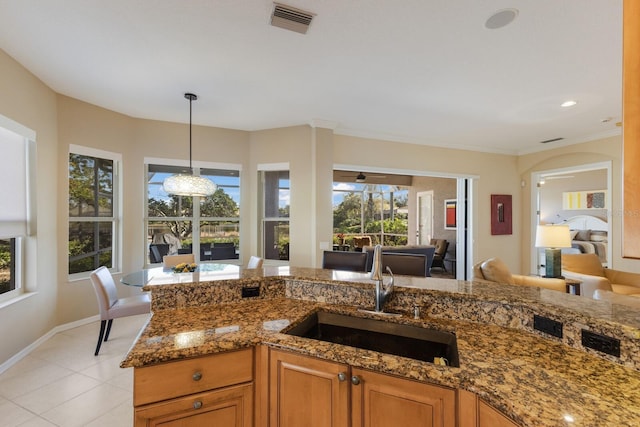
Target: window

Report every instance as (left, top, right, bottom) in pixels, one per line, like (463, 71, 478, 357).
(146, 164, 240, 264)
(260, 170, 290, 261)
(0, 117, 35, 300)
(332, 182, 409, 247)
(68, 147, 120, 276)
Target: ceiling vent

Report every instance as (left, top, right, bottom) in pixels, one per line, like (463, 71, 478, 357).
(271, 3, 315, 34)
(540, 137, 564, 144)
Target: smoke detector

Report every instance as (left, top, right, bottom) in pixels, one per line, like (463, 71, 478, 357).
(271, 3, 315, 34)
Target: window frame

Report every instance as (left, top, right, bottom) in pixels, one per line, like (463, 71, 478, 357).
(144, 158, 242, 266)
(68, 145, 122, 280)
(0, 114, 35, 304)
(258, 164, 290, 262)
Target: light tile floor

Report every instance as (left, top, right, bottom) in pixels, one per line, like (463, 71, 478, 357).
(0, 314, 150, 427)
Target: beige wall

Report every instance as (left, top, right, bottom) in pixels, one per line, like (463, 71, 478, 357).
(0, 49, 59, 364)
(517, 136, 634, 273)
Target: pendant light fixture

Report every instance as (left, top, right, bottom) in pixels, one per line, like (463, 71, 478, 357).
(163, 93, 217, 197)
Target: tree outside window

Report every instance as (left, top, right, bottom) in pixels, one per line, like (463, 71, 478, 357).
(333, 183, 408, 247)
(68, 152, 116, 275)
(147, 165, 240, 264)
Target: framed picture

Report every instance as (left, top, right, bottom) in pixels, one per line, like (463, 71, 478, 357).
(444, 199, 456, 229)
(562, 190, 607, 210)
(491, 194, 512, 235)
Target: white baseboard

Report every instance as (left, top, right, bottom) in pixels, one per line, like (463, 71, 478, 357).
(0, 315, 100, 375)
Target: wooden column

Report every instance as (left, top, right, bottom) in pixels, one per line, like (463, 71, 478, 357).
(623, 0, 640, 258)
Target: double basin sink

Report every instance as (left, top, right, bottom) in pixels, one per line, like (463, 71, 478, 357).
(285, 310, 459, 367)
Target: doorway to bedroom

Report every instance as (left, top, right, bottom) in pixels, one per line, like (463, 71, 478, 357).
(530, 161, 612, 275)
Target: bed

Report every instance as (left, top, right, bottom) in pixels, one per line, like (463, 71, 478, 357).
(563, 215, 608, 265)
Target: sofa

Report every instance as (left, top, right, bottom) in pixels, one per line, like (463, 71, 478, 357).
(473, 257, 567, 292)
(363, 245, 436, 277)
(561, 253, 640, 297)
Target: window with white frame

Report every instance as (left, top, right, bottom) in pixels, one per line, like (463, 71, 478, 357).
(0, 117, 35, 300)
(68, 146, 120, 276)
(260, 169, 290, 261)
(146, 164, 240, 264)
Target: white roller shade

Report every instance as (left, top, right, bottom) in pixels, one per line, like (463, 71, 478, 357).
(0, 124, 35, 238)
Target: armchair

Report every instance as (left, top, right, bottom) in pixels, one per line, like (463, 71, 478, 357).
(473, 257, 566, 292)
(429, 239, 449, 271)
(561, 253, 640, 297)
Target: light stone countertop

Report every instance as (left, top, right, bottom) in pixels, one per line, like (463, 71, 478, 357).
(121, 266, 640, 427)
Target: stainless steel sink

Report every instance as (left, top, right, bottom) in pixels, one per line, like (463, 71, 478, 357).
(285, 311, 459, 367)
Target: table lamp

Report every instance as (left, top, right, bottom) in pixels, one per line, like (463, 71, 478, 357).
(535, 224, 572, 278)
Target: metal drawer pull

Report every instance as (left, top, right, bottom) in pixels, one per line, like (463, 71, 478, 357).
(351, 375, 361, 385)
(338, 372, 346, 382)
(192, 372, 202, 381)
(193, 400, 203, 409)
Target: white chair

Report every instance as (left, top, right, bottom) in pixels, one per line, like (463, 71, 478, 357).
(247, 256, 264, 269)
(89, 266, 151, 356)
(162, 253, 195, 268)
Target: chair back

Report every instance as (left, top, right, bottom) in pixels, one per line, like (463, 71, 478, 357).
(322, 251, 368, 272)
(382, 252, 428, 276)
(430, 239, 448, 258)
(561, 253, 606, 277)
(90, 266, 119, 318)
(163, 253, 195, 268)
(149, 243, 169, 263)
(247, 256, 264, 269)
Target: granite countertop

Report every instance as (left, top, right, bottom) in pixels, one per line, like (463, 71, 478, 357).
(122, 267, 640, 427)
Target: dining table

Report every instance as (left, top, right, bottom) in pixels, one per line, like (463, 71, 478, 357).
(120, 263, 242, 287)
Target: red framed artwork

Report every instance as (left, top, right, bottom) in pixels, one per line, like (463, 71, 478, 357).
(444, 199, 456, 229)
(491, 194, 512, 235)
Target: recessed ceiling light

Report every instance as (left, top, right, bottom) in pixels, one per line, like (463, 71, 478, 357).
(485, 9, 519, 30)
(561, 100, 577, 108)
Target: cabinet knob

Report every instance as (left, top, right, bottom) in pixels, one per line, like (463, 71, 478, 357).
(193, 400, 203, 409)
(351, 375, 361, 385)
(192, 372, 202, 381)
(338, 372, 346, 382)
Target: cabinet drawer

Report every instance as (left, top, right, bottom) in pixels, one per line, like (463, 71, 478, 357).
(135, 383, 253, 427)
(134, 348, 254, 406)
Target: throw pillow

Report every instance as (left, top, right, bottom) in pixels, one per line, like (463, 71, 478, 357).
(575, 229, 591, 241)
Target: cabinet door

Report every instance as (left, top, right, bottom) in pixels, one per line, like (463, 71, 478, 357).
(478, 400, 519, 427)
(134, 383, 253, 427)
(269, 349, 349, 427)
(351, 368, 456, 427)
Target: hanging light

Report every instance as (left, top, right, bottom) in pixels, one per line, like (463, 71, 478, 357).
(163, 93, 217, 197)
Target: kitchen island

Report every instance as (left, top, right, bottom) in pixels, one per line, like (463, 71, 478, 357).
(122, 266, 640, 426)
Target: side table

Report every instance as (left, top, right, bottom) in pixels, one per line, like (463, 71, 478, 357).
(565, 278, 582, 296)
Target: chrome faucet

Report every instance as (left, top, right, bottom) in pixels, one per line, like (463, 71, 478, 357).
(370, 244, 394, 312)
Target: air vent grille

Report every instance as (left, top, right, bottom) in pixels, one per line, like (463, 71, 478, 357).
(540, 137, 564, 144)
(271, 3, 315, 34)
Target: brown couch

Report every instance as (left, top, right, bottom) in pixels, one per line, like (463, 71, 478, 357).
(473, 257, 566, 292)
(561, 253, 640, 297)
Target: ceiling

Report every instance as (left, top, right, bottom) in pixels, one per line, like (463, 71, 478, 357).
(0, 1, 623, 155)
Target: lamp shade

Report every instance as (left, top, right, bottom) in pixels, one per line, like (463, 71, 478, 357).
(162, 174, 216, 197)
(535, 225, 572, 248)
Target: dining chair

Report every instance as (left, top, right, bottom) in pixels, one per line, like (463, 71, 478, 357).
(322, 251, 368, 272)
(382, 252, 428, 276)
(162, 253, 195, 268)
(89, 266, 151, 355)
(247, 256, 264, 269)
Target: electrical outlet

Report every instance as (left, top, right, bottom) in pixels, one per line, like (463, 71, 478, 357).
(241, 286, 260, 298)
(533, 314, 563, 338)
(581, 330, 620, 357)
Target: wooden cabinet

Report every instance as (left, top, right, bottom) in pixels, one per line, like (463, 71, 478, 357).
(133, 348, 254, 427)
(351, 367, 455, 427)
(269, 349, 349, 427)
(623, 0, 640, 257)
(457, 390, 519, 427)
(478, 400, 519, 427)
(268, 348, 456, 427)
